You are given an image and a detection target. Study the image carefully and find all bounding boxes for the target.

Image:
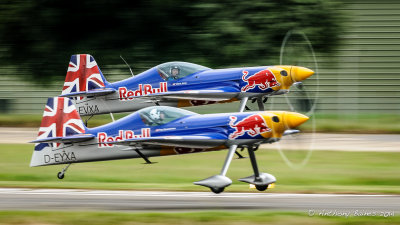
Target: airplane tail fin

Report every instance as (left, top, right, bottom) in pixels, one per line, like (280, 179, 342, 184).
(30, 97, 88, 166)
(61, 54, 109, 98)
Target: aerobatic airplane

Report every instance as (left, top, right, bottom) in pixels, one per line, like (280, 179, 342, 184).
(60, 54, 314, 116)
(30, 97, 309, 193)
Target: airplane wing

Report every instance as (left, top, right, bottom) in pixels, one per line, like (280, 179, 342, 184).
(59, 88, 116, 98)
(122, 86, 239, 101)
(30, 134, 95, 144)
(107, 133, 227, 149)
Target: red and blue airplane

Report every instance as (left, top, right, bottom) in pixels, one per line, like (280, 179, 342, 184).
(59, 54, 314, 116)
(30, 97, 309, 193)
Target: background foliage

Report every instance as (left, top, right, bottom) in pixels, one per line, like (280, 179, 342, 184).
(0, 0, 343, 83)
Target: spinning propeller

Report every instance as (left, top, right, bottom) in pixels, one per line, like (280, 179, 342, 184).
(273, 29, 319, 169)
(240, 29, 319, 169)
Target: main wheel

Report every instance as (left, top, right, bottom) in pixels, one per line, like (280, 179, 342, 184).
(210, 187, 225, 194)
(255, 185, 268, 191)
(57, 172, 65, 179)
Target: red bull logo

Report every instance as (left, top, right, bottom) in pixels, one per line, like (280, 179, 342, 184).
(241, 69, 280, 92)
(98, 128, 151, 147)
(229, 114, 271, 139)
(119, 82, 168, 101)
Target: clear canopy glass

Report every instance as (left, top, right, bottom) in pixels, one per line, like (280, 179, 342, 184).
(156, 61, 210, 80)
(138, 106, 197, 126)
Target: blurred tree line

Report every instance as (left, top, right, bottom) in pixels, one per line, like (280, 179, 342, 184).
(0, 0, 343, 83)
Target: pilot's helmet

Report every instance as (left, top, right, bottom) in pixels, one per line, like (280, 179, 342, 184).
(170, 65, 180, 77)
(149, 108, 161, 121)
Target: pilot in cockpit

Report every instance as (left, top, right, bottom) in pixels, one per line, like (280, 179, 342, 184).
(148, 108, 165, 125)
(169, 65, 180, 80)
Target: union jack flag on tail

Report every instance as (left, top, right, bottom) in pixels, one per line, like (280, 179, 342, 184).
(61, 54, 107, 99)
(34, 97, 86, 151)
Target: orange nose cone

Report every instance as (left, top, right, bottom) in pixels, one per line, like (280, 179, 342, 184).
(291, 66, 314, 82)
(284, 112, 309, 129)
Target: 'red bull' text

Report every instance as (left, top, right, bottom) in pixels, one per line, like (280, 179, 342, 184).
(98, 128, 151, 147)
(119, 82, 168, 101)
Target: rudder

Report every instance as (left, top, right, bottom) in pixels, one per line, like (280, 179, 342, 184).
(31, 97, 87, 166)
(61, 54, 108, 97)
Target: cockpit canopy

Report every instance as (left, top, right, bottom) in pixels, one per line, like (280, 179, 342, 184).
(138, 106, 198, 126)
(157, 61, 210, 81)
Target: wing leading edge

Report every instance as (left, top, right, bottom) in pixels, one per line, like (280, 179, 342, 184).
(106, 134, 227, 149)
(120, 86, 239, 102)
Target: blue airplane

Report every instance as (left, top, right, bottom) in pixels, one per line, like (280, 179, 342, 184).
(31, 97, 309, 193)
(59, 54, 314, 116)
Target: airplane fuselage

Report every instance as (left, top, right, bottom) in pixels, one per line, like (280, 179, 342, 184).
(30, 110, 287, 167)
(73, 66, 285, 115)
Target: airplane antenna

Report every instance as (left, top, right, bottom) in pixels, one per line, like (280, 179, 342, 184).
(84, 114, 94, 127)
(120, 55, 135, 77)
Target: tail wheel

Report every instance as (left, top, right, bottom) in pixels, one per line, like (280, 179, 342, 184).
(57, 172, 65, 179)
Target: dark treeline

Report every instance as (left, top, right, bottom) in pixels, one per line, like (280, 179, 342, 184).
(0, 0, 343, 83)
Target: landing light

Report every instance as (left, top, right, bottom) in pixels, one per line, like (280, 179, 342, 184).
(249, 183, 275, 189)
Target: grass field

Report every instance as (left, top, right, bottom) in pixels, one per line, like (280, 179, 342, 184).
(0, 211, 399, 225)
(0, 144, 399, 194)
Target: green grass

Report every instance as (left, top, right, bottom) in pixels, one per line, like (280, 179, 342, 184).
(1, 111, 400, 133)
(0, 144, 399, 193)
(0, 211, 399, 225)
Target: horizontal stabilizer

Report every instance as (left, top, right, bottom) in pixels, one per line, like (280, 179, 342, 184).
(60, 88, 116, 98)
(31, 133, 95, 144)
(106, 134, 226, 148)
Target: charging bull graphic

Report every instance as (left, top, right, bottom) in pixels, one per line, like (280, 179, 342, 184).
(241, 69, 280, 92)
(229, 114, 271, 139)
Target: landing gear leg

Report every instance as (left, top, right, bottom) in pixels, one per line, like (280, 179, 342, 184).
(220, 145, 237, 177)
(238, 146, 276, 191)
(239, 97, 249, 112)
(247, 146, 262, 185)
(194, 145, 238, 194)
(235, 151, 246, 159)
(256, 97, 265, 111)
(57, 163, 71, 180)
(109, 112, 115, 122)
